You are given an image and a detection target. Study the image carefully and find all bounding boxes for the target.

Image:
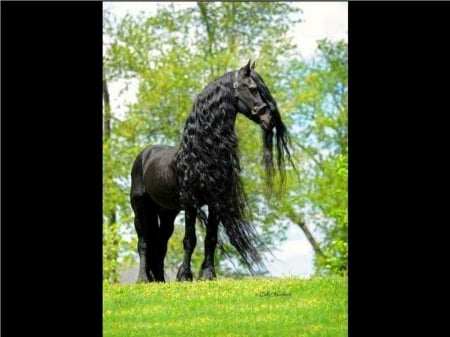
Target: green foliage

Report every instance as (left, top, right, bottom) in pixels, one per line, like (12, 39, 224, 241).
(281, 39, 348, 275)
(103, 276, 347, 336)
(103, 3, 348, 280)
(103, 2, 301, 280)
(103, 221, 119, 283)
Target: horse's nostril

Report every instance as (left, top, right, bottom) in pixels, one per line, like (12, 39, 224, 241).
(253, 103, 267, 115)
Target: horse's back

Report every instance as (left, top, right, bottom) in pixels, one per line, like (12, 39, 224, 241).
(131, 145, 180, 210)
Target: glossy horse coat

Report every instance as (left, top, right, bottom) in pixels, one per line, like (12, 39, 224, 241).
(130, 61, 291, 282)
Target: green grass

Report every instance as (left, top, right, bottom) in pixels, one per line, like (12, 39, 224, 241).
(103, 276, 347, 337)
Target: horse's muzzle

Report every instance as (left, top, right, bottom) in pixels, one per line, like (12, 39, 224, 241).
(259, 112, 272, 130)
(252, 102, 267, 115)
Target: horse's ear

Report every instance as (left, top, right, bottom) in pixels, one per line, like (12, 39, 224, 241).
(244, 59, 252, 76)
(251, 61, 256, 70)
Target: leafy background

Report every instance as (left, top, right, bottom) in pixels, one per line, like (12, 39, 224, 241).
(103, 2, 348, 283)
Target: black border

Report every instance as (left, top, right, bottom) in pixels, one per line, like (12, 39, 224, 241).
(349, 2, 448, 334)
(2, 2, 102, 334)
(3, 1, 445, 335)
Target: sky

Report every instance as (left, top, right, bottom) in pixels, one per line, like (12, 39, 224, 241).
(103, 2, 348, 279)
(104, 2, 347, 60)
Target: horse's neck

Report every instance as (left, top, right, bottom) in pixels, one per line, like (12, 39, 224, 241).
(175, 87, 241, 209)
(176, 106, 238, 165)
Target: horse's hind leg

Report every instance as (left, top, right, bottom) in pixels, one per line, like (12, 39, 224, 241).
(176, 207, 197, 281)
(131, 194, 160, 283)
(199, 209, 219, 280)
(158, 210, 177, 281)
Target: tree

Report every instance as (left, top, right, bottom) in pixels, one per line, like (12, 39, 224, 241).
(103, 3, 348, 281)
(277, 39, 348, 274)
(103, 3, 301, 280)
(103, 74, 120, 283)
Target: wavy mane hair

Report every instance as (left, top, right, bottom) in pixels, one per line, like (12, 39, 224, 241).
(251, 70, 293, 192)
(130, 62, 294, 282)
(174, 69, 292, 271)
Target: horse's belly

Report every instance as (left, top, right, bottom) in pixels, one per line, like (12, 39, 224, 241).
(142, 146, 181, 210)
(145, 179, 180, 210)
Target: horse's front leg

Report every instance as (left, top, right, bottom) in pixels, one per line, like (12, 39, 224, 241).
(199, 210, 219, 280)
(176, 207, 197, 281)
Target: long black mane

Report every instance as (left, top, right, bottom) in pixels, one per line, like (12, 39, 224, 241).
(175, 72, 263, 271)
(172, 68, 295, 272)
(131, 64, 294, 282)
(251, 71, 293, 193)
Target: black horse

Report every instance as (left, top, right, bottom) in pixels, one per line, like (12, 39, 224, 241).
(130, 60, 291, 282)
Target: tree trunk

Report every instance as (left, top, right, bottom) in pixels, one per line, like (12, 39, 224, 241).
(103, 77, 112, 140)
(228, 2, 237, 55)
(103, 76, 119, 283)
(287, 211, 325, 259)
(198, 2, 214, 57)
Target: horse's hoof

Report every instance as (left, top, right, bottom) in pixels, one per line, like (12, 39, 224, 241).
(176, 265, 193, 281)
(136, 277, 148, 283)
(199, 268, 216, 281)
(176, 273, 193, 281)
(136, 270, 155, 283)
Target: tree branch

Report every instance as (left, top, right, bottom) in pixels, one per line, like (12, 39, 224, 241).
(103, 77, 112, 140)
(198, 2, 214, 57)
(287, 210, 325, 258)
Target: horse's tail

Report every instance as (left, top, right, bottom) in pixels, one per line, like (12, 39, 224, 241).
(194, 204, 267, 274)
(196, 208, 208, 227)
(219, 214, 267, 275)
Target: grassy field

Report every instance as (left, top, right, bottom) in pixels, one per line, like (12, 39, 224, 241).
(103, 276, 347, 337)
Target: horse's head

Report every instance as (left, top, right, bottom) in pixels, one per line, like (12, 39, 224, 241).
(234, 60, 273, 130)
(234, 60, 294, 192)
